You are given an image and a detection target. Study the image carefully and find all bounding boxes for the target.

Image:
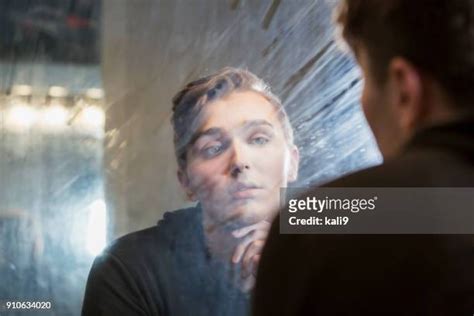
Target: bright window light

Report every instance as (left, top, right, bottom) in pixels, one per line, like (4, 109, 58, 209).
(6, 104, 38, 130)
(11, 84, 33, 96)
(85, 88, 104, 100)
(41, 105, 69, 128)
(86, 199, 107, 256)
(48, 86, 68, 98)
(79, 106, 105, 129)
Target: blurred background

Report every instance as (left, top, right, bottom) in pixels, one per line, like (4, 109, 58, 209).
(0, 0, 380, 315)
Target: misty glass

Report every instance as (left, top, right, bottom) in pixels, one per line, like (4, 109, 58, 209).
(0, 0, 380, 315)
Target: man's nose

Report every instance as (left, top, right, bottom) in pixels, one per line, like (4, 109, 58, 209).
(228, 141, 250, 177)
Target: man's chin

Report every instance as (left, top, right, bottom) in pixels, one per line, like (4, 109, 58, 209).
(227, 202, 274, 226)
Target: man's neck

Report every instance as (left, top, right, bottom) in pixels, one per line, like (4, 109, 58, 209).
(389, 103, 467, 160)
(202, 212, 241, 263)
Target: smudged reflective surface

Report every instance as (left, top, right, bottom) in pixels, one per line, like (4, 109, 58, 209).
(0, 0, 381, 315)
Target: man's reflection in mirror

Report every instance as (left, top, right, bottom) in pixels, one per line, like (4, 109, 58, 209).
(82, 68, 299, 316)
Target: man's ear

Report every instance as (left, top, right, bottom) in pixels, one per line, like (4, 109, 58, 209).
(288, 145, 300, 182)
(388, 57, 424, 133)
(177, 169, 197, 201)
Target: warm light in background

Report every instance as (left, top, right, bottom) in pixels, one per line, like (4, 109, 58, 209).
(11, 84, 33, 97)
(5, 104, 38, 130)
(85, 88, 104, 100)
(41, 105, 69, 129)
(86, 199, 107, 256)
(2, 86, 105, 134)
(48, 86, 69, 98)
(78, 106, 105, 129)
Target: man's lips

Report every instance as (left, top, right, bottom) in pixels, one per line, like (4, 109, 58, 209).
(231, 183, 262, 199)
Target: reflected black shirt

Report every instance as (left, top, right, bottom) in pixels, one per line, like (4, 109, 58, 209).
(82, 205, 249, 316)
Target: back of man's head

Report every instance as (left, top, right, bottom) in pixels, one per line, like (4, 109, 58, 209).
(337, 0, 474, 110)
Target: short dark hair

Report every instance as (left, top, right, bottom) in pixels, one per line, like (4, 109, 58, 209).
(336, 0, 474, 110)
(171, 67, 294, 170)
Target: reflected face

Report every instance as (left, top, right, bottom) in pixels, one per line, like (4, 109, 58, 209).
(180, 90, 298, 227)
(358, 47, 402, 159)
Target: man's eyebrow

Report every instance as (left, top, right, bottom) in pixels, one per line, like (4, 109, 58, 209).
(190, 120, 273, 145)
(191, 127, 223, 144)
(241, 119, 274, 130)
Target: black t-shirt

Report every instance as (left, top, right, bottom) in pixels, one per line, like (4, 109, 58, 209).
(82, 205, 250, 316)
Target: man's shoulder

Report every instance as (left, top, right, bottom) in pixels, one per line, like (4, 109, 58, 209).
(83, 205, 203, 315)
(101, 205, 201, 263)
(323, 158, 414, 187)
(323, 148, 473, 188)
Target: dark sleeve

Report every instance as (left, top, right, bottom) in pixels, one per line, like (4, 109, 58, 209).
(254, 215, 474, 315)
(81, 252, 150, 316)
(252, 216, 314, 316)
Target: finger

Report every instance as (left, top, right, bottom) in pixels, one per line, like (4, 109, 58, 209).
(232, 230, 268, 264)
(233, 220, 271, 238)
(242, 240, 265, 277)
(252, 254, 261, 272)
(240, 274, 256, 293)
(243, 255, 261, 278)
(232, 234, 254, 264)
(232, 220, 271, 238)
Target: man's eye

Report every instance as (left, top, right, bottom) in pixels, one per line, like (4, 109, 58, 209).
(250, 136, 269, 145)
(202, 144, 223, 157)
